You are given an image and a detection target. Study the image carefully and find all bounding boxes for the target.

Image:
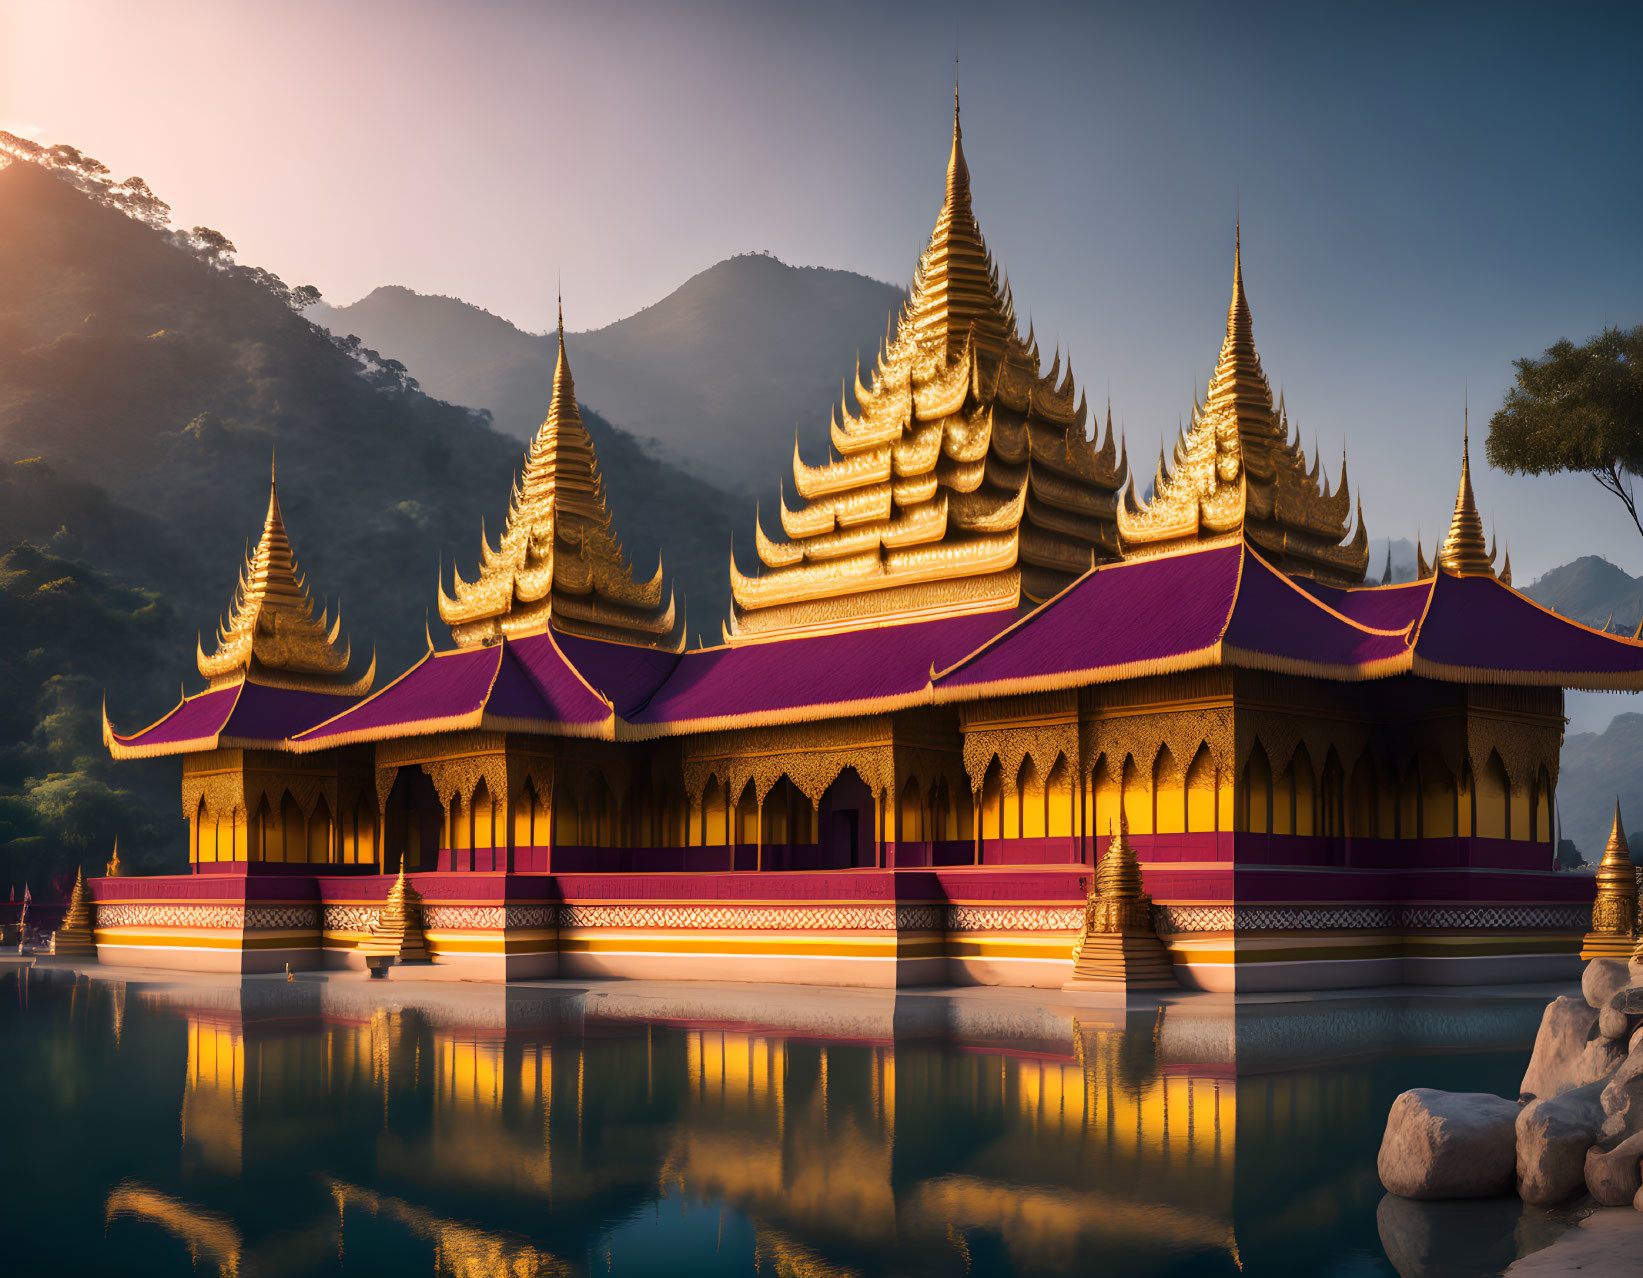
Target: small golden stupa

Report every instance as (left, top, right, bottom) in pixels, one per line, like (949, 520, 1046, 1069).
(1585, 802, 1638, 959)
(54, 867, 96, 958)
(105, 839, 124, 878)
(1064, 820, 1177, 990)
(358, 868, 430, 965)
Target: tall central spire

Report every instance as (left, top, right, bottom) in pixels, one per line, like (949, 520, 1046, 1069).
(439, 299, 681, 650)
(728, 90, 1129, 637)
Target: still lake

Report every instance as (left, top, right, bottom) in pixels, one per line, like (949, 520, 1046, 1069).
(1, 965, 1581, 1276)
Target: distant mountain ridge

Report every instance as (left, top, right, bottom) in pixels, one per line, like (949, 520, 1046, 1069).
(316, 254, 908, 498)
(1522, 556, 1643, 633)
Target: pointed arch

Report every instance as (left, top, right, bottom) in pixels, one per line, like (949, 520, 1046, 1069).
(1458, 759, 1476, 838)
(1121, 754, 1151, 836)
(1422, 758, 1456, 839)
(1154, 744, 1184, 834)
(1046, 753, 1073, 838)
(307, 793, 333, 863)
(899, 775, 924, 843)
(513, 778, 538, 855)
(981, 757, 1004, 844)
(1091, 754, 1121, 844)
(194, 795, 214, 864)
(1243, 741, 1271, 834)
(1477, 749, 1510, 840)
(1319, 747, 1345, 839)
(471, 779, 495, 860)
(702, 775, 727, 847)
(1185, 744, 1216, 833)
(735, 779, 758, 850)
(1018, 755, 1044, 838)
(280, 791, 304, 864)
(1534, 766, 1553, 843)
(1398, 758, 1421, 839)
(1349, 751, 1378, 838)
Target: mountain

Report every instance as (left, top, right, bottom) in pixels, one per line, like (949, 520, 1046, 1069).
(1556, 712, 1643, 863)
(0, 155, 735, 888)
(1522, 556, 1643, 632)
(316, 254, 908, 497)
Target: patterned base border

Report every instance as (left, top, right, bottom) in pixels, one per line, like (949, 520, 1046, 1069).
(95, 903, 319, 930)
(1153, 903, 1590, 934)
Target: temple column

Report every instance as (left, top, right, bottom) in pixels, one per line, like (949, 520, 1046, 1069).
(973, 789, 982, 865)
(755, 791, 764, 873)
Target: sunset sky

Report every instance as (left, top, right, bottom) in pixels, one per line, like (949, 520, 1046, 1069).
(4, 0, 1641, 603)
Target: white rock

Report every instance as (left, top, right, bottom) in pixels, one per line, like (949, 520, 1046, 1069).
(1379, 1088, 1520, 1199)
(1584, 958, 1632, 1010)
(1585, 1129, 1643, 1205)
(1516, 1080, 1606, 1204)
(1521, 995, 1622, 1101)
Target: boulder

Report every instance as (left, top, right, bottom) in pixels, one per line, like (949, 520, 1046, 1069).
(1520, 996, 1621, 1100)
(1379, 1088, 1520, 1199)
(1601, 1047, 1643, 1140)
(1601, 983, 1643, 1041)
(1584, 1129, 1643, 1205)
(1516, 1079, 1606, 1203)
(1584, 958, 1632, 1011)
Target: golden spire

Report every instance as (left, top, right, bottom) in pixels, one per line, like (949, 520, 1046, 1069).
(1436, 412, 1496, 576)
(55, 866, 95, 957)
(439, 300, 681, 650)
(1116, 226, 1368, 584)
(1592, 801, 1638, 939)
(197, 464, 373, 693)
(105, 839, 123, 878)
(729, 92, 1127, 636)
(358, 867, 429, 964)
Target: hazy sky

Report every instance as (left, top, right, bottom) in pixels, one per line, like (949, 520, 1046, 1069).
(4, 0, 1642, 593)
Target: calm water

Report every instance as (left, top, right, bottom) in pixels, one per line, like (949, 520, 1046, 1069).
(1, 966, 1579, 1277)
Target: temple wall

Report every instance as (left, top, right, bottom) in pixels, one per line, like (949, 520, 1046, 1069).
(85, 836, 1590, 990)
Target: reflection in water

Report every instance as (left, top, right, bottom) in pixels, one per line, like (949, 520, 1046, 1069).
(4, 969, 1552, 1277)
(105, 1180, 244, 1277)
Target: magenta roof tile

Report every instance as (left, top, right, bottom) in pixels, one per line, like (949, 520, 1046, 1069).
(1300, 578, 1433, 632)
(293, 646, 502, 747)
(628, 609, 1010, 733)
(1413, 572, 1643, 687)
(545, 631, 680, 718)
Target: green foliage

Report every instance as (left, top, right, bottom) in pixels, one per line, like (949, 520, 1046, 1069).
(1486, 325, 1643, 534)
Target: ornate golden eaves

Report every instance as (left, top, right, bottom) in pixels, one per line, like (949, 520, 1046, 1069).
(729, 99, 1128, 637)
(439, 308, 683, 652)
(1116, 232, 1369, 587)
(197, 471, 373, 694)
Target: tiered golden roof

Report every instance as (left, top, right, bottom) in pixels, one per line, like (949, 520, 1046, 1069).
(729, 94, 1128, 636)
(197, 467, 374, 694)
(439, 305, 682, 651)
(55, 867, 95, 957)
(1116, 230, 1369, 585)
(1436, 418, 1509, 580)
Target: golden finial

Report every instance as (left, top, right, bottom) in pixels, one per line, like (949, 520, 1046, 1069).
(1500, 541, 1512, 587)
(196, 468, 371, 693)
(105, 839, 123, 878)
(1381, 542, 1393, 585)
(1592, 801, 1638, 940)
(1437, 406, 1494, 575)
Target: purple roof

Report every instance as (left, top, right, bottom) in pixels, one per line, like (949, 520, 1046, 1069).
(494, 633, 614, 727)
(629, 608, 1010, 733)
(552, 630, 681, 717)
(108, 684, 240, 757)
(1300, 578, 1433, 632)
(106, 680, 363, 758)
(1413, 573, 1643, 686)
(1223, 553, 1412, 675)
(294, 646, 502, 747)
(221, 683, 364, 744)
(290, 633, 615, 749)
(935, 545, 1242, 695)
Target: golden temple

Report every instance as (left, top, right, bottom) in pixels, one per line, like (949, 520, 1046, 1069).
(93, 91, 1628, 995)
(439, 303, 681, 651)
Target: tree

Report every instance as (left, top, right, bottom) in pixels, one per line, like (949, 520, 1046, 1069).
(1486, 326, 1643, 536)
(189, 226, 236, 264)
